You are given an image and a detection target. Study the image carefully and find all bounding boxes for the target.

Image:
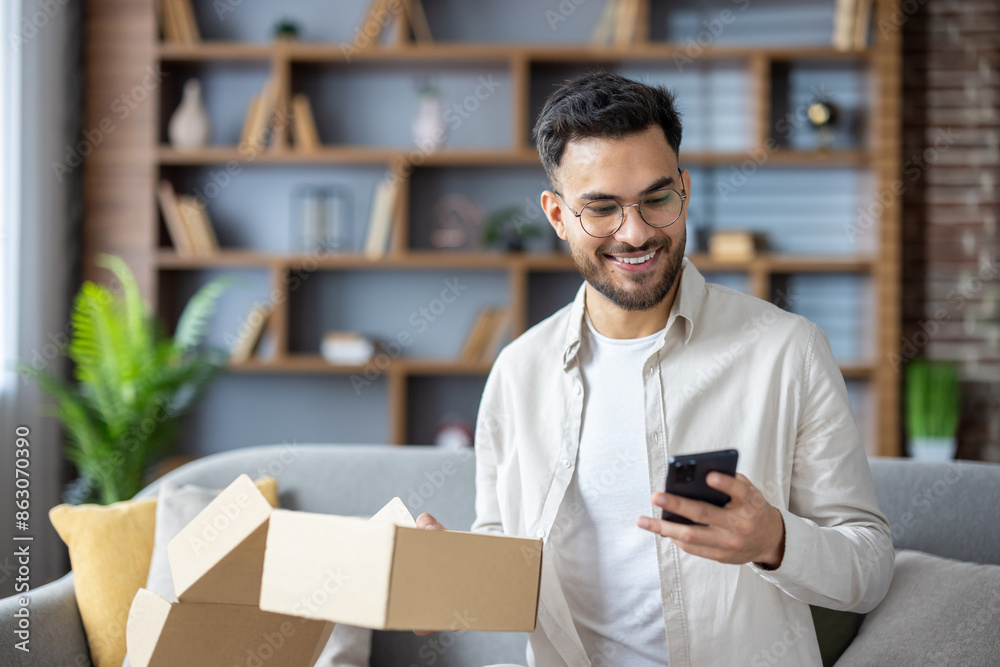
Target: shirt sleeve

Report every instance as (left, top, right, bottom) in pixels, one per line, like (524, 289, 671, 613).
(748, 322, 895, 614)
(470, 355, 506, 536)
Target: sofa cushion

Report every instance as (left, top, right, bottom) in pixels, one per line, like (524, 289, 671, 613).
(48, 477, 278, 667)
(834, 549, 1000, 666)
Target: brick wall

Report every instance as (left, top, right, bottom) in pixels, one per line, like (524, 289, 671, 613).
(901, 0, 1000, 461)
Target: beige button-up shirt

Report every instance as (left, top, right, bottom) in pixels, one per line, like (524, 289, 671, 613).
(471, 258, 894, 667)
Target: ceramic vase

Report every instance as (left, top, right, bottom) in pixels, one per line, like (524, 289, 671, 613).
(909, 436, 956, 462)
(168, 79, 210, 149)
(412, 94, 448, 152)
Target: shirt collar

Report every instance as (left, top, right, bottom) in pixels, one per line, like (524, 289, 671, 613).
(562, 257, 706, 369)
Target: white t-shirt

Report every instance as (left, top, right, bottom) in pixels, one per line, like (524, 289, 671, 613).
(549, 312, 669, 666)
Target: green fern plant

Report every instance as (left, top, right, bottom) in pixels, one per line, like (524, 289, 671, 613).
(18, 255, 230, 504)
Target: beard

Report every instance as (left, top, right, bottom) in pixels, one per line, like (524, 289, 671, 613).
(570, 226, 687, 312)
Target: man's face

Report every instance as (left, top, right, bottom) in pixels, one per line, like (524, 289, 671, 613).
(542, 125, 689, 312)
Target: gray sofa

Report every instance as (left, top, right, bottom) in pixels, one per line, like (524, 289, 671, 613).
(2, 444, 999, 667)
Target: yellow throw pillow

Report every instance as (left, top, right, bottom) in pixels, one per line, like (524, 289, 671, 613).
(49, 476, 279, 667)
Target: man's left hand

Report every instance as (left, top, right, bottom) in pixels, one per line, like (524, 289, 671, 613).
(636, 473, 785, 569)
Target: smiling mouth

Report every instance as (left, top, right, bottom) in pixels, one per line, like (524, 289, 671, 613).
(609, 249, 657, 265)
(603, 246, 663, 269)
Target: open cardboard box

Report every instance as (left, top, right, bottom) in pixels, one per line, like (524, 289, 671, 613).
(126, 472, 542, 666)
(260, 507, 543, 632)
(126, 474, 334, 667)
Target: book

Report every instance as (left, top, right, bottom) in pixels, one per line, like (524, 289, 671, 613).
(161, 0, 199, 44)
(177, 195, 219, 256)
(479, 309, 510, 363)
(405, 0, 433, 43)
(240, 94, 261, 148)
(591, 0, 618, 45)
(291, 94, 321, 152)
(832, 0, 858, 51)
(460, 308, 507, 364)
(357, 0, 391, 51)
(156, 180, 195, 256)
(853, 0, 873, 50)
(246, 78, 277, 151)
(176, 0, 200, 43)
(230, 303, 271, 363)
(363, 177, 400, 259)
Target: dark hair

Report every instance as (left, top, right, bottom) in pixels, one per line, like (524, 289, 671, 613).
(532, 71, 683, 186)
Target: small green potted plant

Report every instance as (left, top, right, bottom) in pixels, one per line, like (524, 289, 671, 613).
(481, 205, 543, 252)
(905, 358, 961, 461)
(18, 254, 230, 504)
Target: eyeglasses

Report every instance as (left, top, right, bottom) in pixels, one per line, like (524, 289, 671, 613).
(553, 174, 687, 239)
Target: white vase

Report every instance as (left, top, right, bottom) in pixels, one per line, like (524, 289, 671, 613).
(909, 436, 957, 462)
(168, 79, 210, 149)
(412, 95, 448, 152)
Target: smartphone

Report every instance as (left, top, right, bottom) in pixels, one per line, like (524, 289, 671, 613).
(661, 449, 739, 525)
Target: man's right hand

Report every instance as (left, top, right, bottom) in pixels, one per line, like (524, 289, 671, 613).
(413, 512, 446, 636)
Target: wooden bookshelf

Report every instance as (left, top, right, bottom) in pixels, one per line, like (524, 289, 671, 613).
(84, 1, 901, 452)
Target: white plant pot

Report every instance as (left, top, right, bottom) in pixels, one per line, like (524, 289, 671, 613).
(168, 79, 210, 149)
(412, 95, 448, 153)
(909, 436, 956, 462)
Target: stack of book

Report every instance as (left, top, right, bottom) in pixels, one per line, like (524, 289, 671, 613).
(159, 0, 200, 44)
(157, 180, 218, 257)
(460, 308, 509, 365)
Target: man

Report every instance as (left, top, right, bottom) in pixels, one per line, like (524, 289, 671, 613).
(417, 72, 893, 667)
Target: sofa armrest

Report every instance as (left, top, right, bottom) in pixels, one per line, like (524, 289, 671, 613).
(0, 572, 92, 667)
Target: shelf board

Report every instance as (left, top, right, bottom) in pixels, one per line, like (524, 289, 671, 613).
(157, 146, 868, 167)
(229, 355, 494, 375)
(230, 354, 872, 379)
(158, 41, 871, 64)
(156, 250, 874, 273)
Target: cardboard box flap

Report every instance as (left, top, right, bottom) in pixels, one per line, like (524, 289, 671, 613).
(370, 496, 416, 527)
(126, 589, 171, 667)
(167, 473, 273, 604)
(385, 527, 542, 632)
(260, 509, 397, 628)
(126, 587, 334, 667)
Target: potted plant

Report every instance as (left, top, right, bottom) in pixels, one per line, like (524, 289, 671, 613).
(905, 358, 961, 461)
(18, 255, 230, 504)
(481, 205, 543, 252)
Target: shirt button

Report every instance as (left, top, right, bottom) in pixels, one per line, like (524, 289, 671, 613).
(575, 385, 583, 395)
(561, 458, 571, 468)
(648, 367, 655, 377)
(536, 528, 545, 538)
